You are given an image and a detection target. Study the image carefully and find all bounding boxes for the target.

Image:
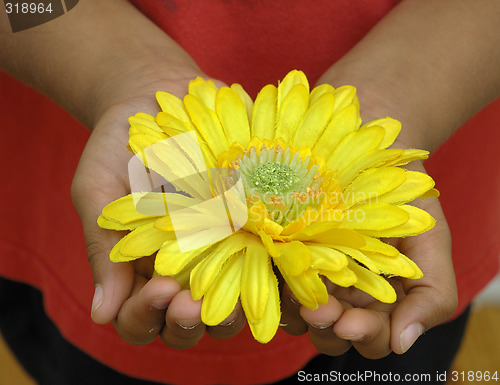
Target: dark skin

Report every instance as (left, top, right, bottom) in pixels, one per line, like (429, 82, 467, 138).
(1, 0, 499, 357)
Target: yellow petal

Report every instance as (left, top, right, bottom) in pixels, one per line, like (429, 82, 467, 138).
(305, 269, 329, 306)
(347, 258, 397, 303)
(101, 194, 163, 225)
(274, 241, 311, 276)
(240, 241, 270, 323)
(307, 244, 348, 271)
(332, 85, 358, 115)
(361, 205, 435, 237)
(309, 83, 335, 106)
(313, 104, 360, 160)
(421, 188, 440, 200)
(293, 92, 335, 148)
(257, 230, 281, 258)
(231, 83, 253, 124)
(361, 251, 419, 279)
(362, 117, 401, 149)
(155, 112, 194, 133)
(377, 171, 435, 205)
(336, 149, 404, 188)
(120, 222, 174, 257)
(201, 253, 244, 326)
(321, 267, 357, 287)
(342, 167, 407, 208)
(156, 91, 191, 122)
(340, 203, 409, 231)
(148, 142, 211, 200)
(326, 125, 385, 174)
(277, 70, 309, 109)
(359, 235, 399, 257)
(216, 87, 251, 146)
(274, 84, 309, 143)
(400, 253, 424, 279)
(128, 113, 163, 132)
(109, 236, 131, 262)
(386, 149, 429, 167)
(129, 134, 163, 155)
(135, 112, 155, 121)
(295, 228, 365, 249)
(190, 232, 249, 299)
(97, 215, 155, 231)
(154, 115, 217, 168)
(281, 270, 318, 309)
(184, 94, 229, 157)
(188, 77, 218, 110)
(129, 124, 165, 139)
(154, 209, 228, 232)
(332, 246, 379, 274)
(147, 194, 201, 220)
(248, 265, 280, 344)
(155, 242, 212, 276)
(167, 250, 207, 290)
(251, 84, 277, 140)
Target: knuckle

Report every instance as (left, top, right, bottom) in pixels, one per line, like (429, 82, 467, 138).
(114, 321, 158, 346)
(85, 237, 108, 269)
(428, 287, 458, 324)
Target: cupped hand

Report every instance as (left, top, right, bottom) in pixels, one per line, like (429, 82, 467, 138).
(71, 68, 245, 349)
(280, 162, 458, 358)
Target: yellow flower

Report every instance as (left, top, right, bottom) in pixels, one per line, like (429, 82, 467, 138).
(98, 70, 438, 343)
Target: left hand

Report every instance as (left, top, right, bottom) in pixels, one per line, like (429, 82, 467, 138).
(280, 163, 458, 358)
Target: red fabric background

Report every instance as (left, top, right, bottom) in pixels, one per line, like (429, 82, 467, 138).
(0, 1, 498, 384)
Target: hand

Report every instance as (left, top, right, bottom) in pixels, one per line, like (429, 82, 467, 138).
(280, 161, 458, 358)
(71, 69, 246, 349)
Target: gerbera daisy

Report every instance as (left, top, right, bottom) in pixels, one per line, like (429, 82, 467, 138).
(98, 70, 438, 343)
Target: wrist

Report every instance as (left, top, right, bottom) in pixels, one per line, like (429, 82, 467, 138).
(89, 50, 203, 129)
(317, 64, 433, 152)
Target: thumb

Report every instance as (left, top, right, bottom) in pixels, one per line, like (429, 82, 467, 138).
(72, 175, 134, 325)
(390, 190, 458, 354)
(390, 280, 458, 354)
(85, 226, 134, 324)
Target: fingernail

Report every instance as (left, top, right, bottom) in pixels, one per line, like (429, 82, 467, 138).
(309, 322, 333, 330)
(219, 317, 237, 326)
(290, 295, 301, 306)
(400, 322, 424, 353)
(150, 295, 175, 310)
(91, 284, 103, 316)
(175, 320, 201, 330)
(338, 334, 365, 342)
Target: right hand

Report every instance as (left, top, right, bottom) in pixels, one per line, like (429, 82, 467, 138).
(72, 68, 246, 348)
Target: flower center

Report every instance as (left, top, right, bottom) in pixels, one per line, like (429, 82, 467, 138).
(249, 162, 301, 195)
(234, 144, 325, 226)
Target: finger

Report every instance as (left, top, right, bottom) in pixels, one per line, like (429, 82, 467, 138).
(391, 201, 457, 354)
(300, 295, 351, 356)
(334, 304, 393, 359)
(206, 302, 246, 340)
(113, 275, 181, 345)
(390, 284, 457, 354)
(73, 181, 135, 325)
(72, 150, 134, 325)
(332, 285, 381, 308)
(88, 230, 135, 325)
(280, 284, 308, 336)
(161, 290, 206, 349)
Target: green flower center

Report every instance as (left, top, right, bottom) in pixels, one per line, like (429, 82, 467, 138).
(234, 145, 324, 226)
(249, 162, 301, 195)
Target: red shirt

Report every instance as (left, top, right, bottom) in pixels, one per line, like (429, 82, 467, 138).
(0, 1, 498, 384)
